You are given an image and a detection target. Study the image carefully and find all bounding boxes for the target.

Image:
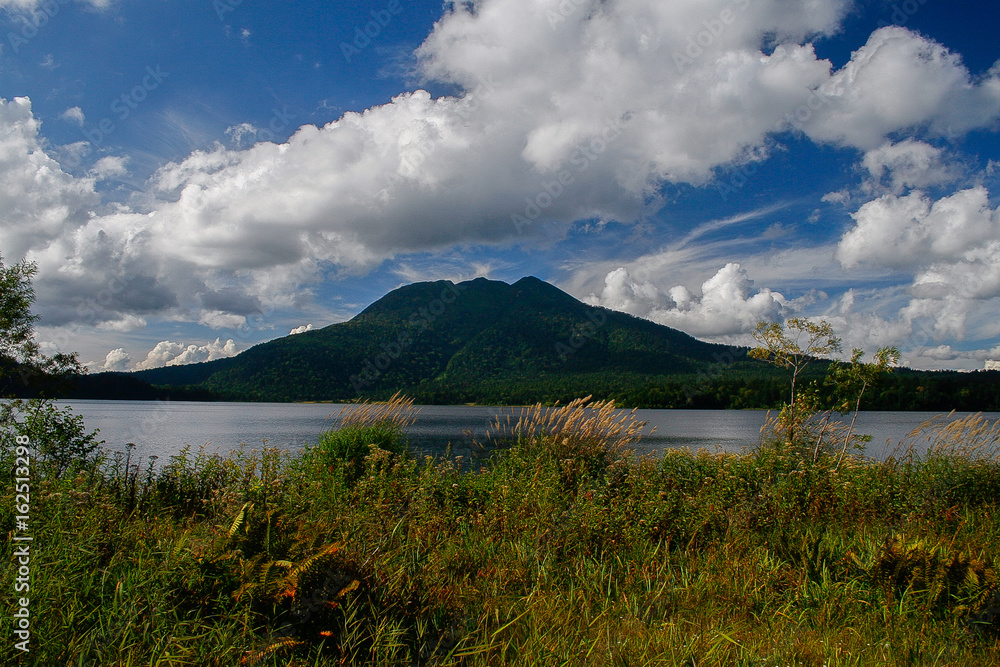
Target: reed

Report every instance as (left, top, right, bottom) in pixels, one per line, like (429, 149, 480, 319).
(911, 412, 1000, 459)
(485, 395, 648, 461)
(311, 392, 419, 476)
(336, 391, 418, 430)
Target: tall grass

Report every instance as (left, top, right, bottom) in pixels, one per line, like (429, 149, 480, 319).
(310, 392, 417, 477)
(907, 411, 1000, 459)
(337, 392, 419, 430)
(3, 403, 1000, 664)
(486, 395, 647, 465)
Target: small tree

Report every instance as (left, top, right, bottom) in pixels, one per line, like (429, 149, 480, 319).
(751, 317, 900, 465)
(1, 399, 102, 477)
(750, 318, 842, 404)
(750, 318, 841, 445)
(0, 256, 82, 394)
(0, 258, 39, 378)
(827, 346, 900, 470)
(0, 255, 101, 475)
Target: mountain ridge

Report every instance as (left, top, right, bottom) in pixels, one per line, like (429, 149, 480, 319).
(127, 275, 749, 402)
(48, 275, 1000, 410)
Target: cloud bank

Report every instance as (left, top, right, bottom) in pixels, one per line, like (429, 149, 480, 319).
(585, 264, 786, 339)
(133, 338, 238, 371)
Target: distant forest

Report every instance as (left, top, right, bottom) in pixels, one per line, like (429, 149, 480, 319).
(18, 363, 1000, 412)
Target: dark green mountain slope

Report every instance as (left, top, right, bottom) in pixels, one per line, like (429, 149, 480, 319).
(16, 275, 1000, 408)
(130, 276, 756, 403)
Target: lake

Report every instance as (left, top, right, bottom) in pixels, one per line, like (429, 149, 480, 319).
(53, 400, 1000, 465)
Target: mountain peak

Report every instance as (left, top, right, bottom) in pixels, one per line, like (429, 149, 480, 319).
(513, 275, 546, 286)
(131, 275, 743, 402)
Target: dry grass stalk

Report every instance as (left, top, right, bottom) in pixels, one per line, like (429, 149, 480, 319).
(335, 392, 418, 429)
(487, 395, 649, 457)
(905, 412, 1000, 459)
(758, 408, 862, 464)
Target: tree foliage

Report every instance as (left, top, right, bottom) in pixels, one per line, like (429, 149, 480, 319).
(0, 256, 82, 395)
(0, 398, 102, 476)
(827, 346, 901, 470)
(749, 317, 841, 405)
(750, 318, 842, 446)
(750, 318, 902, 461)
(8, 273, 999, 412)
(0, 255, 101, 474)
(0, 257, 38, 366)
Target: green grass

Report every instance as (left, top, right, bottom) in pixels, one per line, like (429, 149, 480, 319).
(3, 401, 1000, 665)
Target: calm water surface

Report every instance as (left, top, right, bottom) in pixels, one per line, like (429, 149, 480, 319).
(58, 400, 999, 465)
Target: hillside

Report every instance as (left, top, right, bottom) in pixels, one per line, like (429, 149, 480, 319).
(11, 275, 995, 408)
(127, 276, 765, 403)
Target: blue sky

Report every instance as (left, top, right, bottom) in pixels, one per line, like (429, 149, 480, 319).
(2, 0, 1000, 373)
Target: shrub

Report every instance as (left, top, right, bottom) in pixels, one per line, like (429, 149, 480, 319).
(310, 393, 416, 476)
(1, 397, 102, 477)
(317, 422, 406, 463)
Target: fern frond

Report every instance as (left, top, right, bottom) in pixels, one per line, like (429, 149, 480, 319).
(334, 577, 360, 600)
(286, 543, 342, 589)
(170, 531, 189, 560)
(228, 501, 253, 538)
(240, 637, 307, 665)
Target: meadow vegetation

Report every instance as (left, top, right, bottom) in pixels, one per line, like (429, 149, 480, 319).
(3, 391, 1000, 665)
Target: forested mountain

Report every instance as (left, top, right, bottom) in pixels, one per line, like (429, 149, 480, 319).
(39, 276, 1000, 409)
(127, 276, 763, 402)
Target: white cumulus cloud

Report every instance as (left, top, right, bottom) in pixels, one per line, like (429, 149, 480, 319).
(862, 139, 962, 195)
(90, 156, 129, 180)
(801, 27, 1000, 150)
(102, 348, 131, 372)
(133, 338, 239, 370)
(583, 267, 666, 316)
(648, 263, 787, 337)
(837, 185, 1000, 343)
(0, 0, 853, 333)
(0, 97, 98, 262)
(586, 264, 786, 338)
(2, 1, 1000, 370)
(59, 106, 85, 127)
(838, 186, 1000, 271)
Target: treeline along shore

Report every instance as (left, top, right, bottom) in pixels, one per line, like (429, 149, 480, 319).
(11, 363, 1000, 412)
(5, 259, 1000, 663)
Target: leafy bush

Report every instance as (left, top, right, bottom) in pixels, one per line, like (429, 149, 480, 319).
(315, 422, 406, 467)
(1, 397, 102, 477)
(309, 393, 416, 476)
